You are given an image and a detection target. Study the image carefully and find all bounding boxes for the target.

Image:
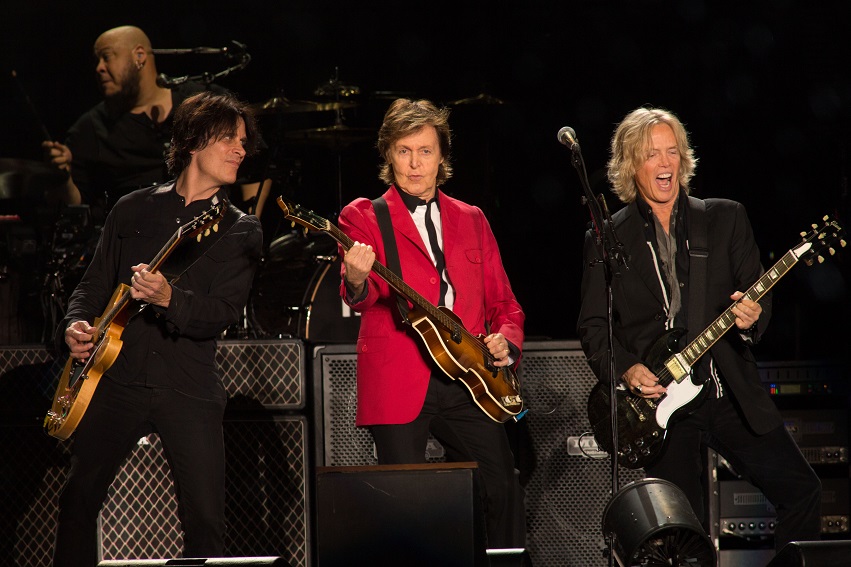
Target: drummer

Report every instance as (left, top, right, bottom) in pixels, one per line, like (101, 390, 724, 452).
(41, 25, 270, 220)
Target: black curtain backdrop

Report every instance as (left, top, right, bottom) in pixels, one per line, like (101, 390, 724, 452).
(1, 0, 849, 361)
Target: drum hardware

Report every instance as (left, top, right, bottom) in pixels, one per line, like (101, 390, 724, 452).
(0, 158, 67, 202)
(250, 96, 357, 115)
(40, 205, 98, 342)
(247, 231, 359, 343)
(446, 92, 505, 106)
(151, 40, 251, 88)
(314, 66, 361, 99)
(282, 124, 374, 150)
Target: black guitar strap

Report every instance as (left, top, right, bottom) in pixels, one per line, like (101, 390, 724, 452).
(372, 196, 411, 326)
(687, 196, 708, 344)
(161, 200, 244, 284)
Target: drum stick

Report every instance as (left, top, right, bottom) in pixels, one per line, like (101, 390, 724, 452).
(11, 69, 54, 141)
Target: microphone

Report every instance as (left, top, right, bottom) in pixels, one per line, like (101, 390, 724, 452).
(557, 126, 579, 150)
(156, 73, 190, 88)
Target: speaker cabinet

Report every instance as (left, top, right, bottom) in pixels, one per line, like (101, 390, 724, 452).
(99, 558, 292, 566)
(517, 341, 645, 567)
(99, 415, 310, 567)
(0, 345, 67, 567)
(0, 342, 310, 567)
(315, 463, 487, 567)
(313, 341, 647, 566)
(217, 340, 305, 410)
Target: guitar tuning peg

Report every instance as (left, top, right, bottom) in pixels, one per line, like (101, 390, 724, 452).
(196, 233, 202, 242)
(290, 221, 296, 228)
(800, 232, 807, 237)
(213, 224, 219, 232)
(829, 247, 836, 255)
(812, 223, 818, 229)
(823, 215, 829, 221)
(204, 228, 211, 237)
(841, 239, 847, 248)
(818, 255, 825, 263)
(303, 227, 308, 236)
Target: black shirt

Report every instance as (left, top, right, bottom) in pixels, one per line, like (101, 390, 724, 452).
(62, 182, 263, 399)
(65, 82, 224, 212)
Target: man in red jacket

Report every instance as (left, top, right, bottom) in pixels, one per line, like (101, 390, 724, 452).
(340, 98, 525, 549)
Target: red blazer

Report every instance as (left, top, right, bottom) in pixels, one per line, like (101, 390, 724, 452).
(339, 186, 525, 426)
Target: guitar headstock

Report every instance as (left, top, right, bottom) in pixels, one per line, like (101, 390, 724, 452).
(793, 215, 846, 266)
(276, 196, 331, 233)
(180, 199, 226, 242)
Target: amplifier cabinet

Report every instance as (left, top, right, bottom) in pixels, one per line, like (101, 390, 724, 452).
(217, 339, 305, 410)
(516, 341, 645, 567)
(99, 414, 311, 567)
(0, 343, 310, 567)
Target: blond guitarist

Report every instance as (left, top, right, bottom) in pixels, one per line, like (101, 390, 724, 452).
(52, 92, 262, 567)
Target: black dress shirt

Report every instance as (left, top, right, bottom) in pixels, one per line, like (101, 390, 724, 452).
(61, 182, 263, 399)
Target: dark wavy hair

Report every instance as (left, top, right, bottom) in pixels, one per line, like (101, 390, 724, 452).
(377, 98, 453, 186)
(166, 91, 258, 177)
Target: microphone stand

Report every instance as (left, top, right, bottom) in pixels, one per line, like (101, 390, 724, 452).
(561, 134, 628, 567)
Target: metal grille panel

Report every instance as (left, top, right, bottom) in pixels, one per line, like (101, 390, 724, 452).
(0, 345, 68, 567)
(217, 340, 305, 410)
(0, 344, 308, 567)
(99, 415, 310, 567)
(519, 341, 644, 567)
(314, 344, 446, 468)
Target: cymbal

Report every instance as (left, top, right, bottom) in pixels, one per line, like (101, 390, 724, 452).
(283, 125, 374, 150)
(0, 158, 67, 200)
(250, 96, 357, 115)
(447, 92, 505, 106)
(314, 82, 361, 99)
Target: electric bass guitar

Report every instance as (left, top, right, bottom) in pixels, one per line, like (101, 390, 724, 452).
(276, 196, 524, 423)
(587, 215, 845, 469)
(43, 200, 226, 440)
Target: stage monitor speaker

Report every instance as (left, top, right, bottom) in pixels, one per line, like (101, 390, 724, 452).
(97, 414, 310, 567)
(766, 540, 851, 566)
(312, 340, 646, 567)
(315, 462, 487, 567)
(99, 558, 291, 566)
(517, 341, 645, 567)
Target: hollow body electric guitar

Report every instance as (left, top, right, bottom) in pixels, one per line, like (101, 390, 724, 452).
(277, 196, 524, 423)
(43, 200, 226, 440)
(587, 216, 845, 469)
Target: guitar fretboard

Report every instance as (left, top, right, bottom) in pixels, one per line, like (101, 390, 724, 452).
(678, 247, 801, 367)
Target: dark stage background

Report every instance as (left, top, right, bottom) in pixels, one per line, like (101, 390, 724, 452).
(1, 0, 849, 361)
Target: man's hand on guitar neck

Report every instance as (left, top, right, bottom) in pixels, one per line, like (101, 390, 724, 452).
(130, 264, 172, 308)
(65, 320, 96, 361)
(343, 241, 375, 300)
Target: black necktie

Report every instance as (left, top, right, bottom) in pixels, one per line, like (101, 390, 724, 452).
(423, 200, 448, 306)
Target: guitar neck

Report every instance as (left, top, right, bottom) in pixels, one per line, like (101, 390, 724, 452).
(679, 248, 799, 366)
(325, 223, 462, 333)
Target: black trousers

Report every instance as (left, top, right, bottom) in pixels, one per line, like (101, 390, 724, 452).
(370, 372, 525, 549)
(53, 377, 227, 567)
(645, 392, 822, 552)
